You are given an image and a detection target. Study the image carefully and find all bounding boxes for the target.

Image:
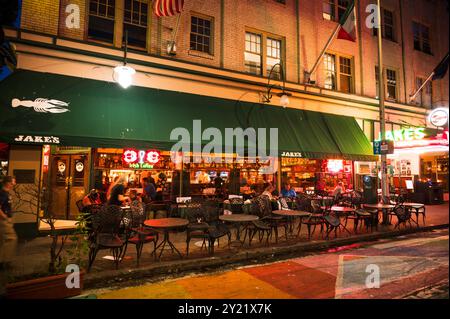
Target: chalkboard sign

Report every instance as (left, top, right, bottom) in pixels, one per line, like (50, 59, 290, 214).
(13, 169, 36, 184)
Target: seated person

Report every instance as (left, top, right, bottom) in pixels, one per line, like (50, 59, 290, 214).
(332, 182, 345, 197)
(261, 184, 276, 200)
(281, 183, 297, 198)
(142, 177, 157, 202)
(82, 189, 102, 208)
(107, 176, 130, 206)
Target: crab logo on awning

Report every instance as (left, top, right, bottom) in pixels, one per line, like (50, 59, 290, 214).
(12, 98, 70, 113)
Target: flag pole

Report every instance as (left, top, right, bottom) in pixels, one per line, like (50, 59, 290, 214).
(305, 23, 341, 82)
(376, 0, 390, 205)
(409, 72, 434, 102)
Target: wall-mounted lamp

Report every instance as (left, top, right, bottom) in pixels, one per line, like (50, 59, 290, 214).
(114, 30, 136, 89)
(261, 63, 292, 108)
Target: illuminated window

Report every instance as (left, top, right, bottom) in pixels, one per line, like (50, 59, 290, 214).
(88, 0, 115, 43)
(375, 66, 398, 101)
(324, 53, 353, 93)
(267, 38, 282, 80)
(245, 32, 262, 75)
(123, 0, 148, 49)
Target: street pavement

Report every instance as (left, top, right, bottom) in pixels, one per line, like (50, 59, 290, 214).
(86, 228, 449, 299)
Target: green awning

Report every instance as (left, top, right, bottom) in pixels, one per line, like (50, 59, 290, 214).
(323, 114, 377, 161)
(0, 70, 376, 161)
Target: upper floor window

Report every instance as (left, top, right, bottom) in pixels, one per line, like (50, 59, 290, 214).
(88, 0, 116, 43)
(267, 38, 282, 80)
(373, 9, 396, 42)
(323, 0, 350, 22)
(274, 0, 286, 3)
(123, 0, 148, 49)
(413, 22, 432, 54)
(414, 77, 433, 108)
(190, 16, 213, 54)
(245, 31, 284, 78)
(375, 66, 398, 101)
(245, 32, 262, 75)
(324, 53, 354, 93)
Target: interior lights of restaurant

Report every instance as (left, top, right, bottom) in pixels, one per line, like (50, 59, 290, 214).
(326, 159, 344, 173)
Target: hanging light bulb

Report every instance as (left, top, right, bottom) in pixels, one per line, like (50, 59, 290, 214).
(114, 65, 135, 89)
(280, 94, 290, 108)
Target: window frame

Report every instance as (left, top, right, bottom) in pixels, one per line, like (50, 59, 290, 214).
(323, 52, 355, 94)
(323, 0, 351, 22)
(375, 66, 399, 102)
(244, 29, 285, 79)
(413, 21, 432, 55)
(87, 0, 116, 44)
(372, 8, 396, 42)
(189, 13, 215, 56)
(123, 0, 149, 50)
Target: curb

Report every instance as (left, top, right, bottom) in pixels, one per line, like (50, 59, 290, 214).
(84, 223, 449, 290)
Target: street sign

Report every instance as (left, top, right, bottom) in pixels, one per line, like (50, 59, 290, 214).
(373, 140, 394, 155)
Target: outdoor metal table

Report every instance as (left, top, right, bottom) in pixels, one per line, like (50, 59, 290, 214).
(272, 210, 311, 237)
(402, 203, 426, 225)
(144, 218, 189, 259)
(219, 214, 259, 244)
(363, 203, 395, 225)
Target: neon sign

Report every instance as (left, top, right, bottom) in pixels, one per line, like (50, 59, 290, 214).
(327, 160, 344, 173)
(122, 149, 160, 169)
(377, 127, 426, 142)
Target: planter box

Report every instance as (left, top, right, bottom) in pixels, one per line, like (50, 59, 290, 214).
(6, 272, 84, 299)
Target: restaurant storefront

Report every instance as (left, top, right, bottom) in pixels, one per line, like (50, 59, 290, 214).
(0, 70, 376, 229)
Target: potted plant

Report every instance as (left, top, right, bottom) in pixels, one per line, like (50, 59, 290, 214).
(5, 183, 88, 299)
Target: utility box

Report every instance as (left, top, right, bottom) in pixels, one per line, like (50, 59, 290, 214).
(363, 175, 378, 204)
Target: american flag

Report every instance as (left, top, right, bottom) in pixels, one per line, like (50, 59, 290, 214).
(154, 0, 185, 17)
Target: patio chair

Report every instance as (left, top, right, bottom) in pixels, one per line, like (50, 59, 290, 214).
(122, 202, 158, 265)
(229, 197, 245, 214)
(298, 199, 325, 239)
(412, 205, 426, 225)
(88, 205, 126, 271)
(393, 205, 413, 229)
(345, 208, 373, 233)
(204, 201, 231, 254)
(244, 196, 274, 245)
(185, 202, 210, 256)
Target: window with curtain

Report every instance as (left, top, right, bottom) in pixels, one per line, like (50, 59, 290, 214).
(123, 0, 148, 49)
(339, 56, 352, 93)
(88, 0, 116, 43)
(386, 69, 397, 101)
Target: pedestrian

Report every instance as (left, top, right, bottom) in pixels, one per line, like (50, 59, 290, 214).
(0, 176, 17, 298)
(142, 177, 156, 202)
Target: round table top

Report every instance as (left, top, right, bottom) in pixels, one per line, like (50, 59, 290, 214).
(402, 203, 425, 207)
(363, 203, 395, 209)
(272, 210, 311, 217)
(219, 214, 259, 222)
(121, 206, 131, 210)
(144, 218, 189, 229)
(322, 206, 355, 213)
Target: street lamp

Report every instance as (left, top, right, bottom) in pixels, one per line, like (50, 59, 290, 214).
(114, 30, 135, 89)
(261, 63, 292, 108)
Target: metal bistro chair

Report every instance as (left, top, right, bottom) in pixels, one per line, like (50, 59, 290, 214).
(393, 205, 413, 229)
(204, 200, 231, 254)
(244, 196, 272, 246)
(299, 199, 325, 239)
(88, 205, 126, 271)
(185, 202, 210, 256)
(122, 202, 158, 265)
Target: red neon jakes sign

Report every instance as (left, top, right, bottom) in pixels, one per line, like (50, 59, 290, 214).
(122, 149, 160, 169)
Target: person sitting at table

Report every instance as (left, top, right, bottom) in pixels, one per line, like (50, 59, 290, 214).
(332, 182, 345, 197)
(281, 183, 297, 198)
(82, 189, 102, 208)
(108, 176, 130, 206)
(261, 184, 276, 200)
(142, 177, 157, 202)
